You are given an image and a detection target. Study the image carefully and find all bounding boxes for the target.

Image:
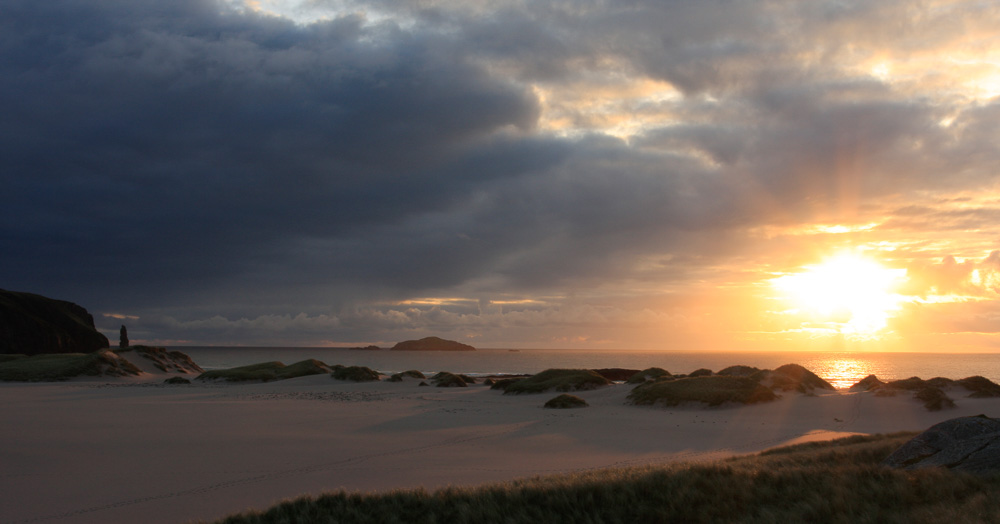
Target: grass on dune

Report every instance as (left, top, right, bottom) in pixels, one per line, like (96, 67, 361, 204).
(208, 433, 1000, 524)
(501, 368, 611, 394)
(543, 393, 588, 408)
(625, 367, 671, 384)
(197, 359, 332, 382)
(628, 375, 778, 407)
(0, 350, 140, 381)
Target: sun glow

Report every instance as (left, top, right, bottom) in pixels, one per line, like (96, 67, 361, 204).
(772, 254, 908, 336)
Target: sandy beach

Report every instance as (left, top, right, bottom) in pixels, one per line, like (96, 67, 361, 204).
(2, 359, 999, 524)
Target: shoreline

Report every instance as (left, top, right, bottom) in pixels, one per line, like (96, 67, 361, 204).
(3, 354, 1000, 523)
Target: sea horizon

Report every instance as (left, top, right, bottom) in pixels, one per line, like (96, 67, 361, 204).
(171, 346, 1000, 390)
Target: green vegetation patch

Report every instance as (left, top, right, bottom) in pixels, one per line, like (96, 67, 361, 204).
(543, 394, 588, 409)
(210, 433, 1000, 524)
(331, 365, 381, 382)
(0, 350, 141, 382)
(626, 367, 671, 384)
(164, 376, 191, 385)
(0, 354, 27, 363)
(628, 375, 778, 407)
(502, 369, 611, 395)
(198, 359, 332, 382)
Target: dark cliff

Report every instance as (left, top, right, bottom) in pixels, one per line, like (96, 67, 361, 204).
(0, 289, 110, 355)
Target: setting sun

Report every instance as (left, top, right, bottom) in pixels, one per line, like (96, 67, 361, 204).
(772, 253, 908, 336)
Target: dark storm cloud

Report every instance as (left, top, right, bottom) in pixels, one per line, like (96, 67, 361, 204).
(0, 0, 545, 309)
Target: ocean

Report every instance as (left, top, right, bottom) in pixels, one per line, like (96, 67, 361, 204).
(171, 347, 1000, 390)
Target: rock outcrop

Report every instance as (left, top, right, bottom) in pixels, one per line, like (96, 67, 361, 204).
(883, 415, 1000, 475)
(390, 336, 475, 351)
(0, 289, 109, 355)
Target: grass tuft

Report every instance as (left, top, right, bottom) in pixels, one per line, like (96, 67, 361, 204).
(543, 393, 588, 409)
(502, 369, 611, 394)
(914, 386, 956, 411)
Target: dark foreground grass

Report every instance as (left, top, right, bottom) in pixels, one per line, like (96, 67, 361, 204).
(208, 433, 1000, 524)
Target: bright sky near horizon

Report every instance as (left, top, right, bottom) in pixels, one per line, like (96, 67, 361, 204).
(3, 0, 1000, 351)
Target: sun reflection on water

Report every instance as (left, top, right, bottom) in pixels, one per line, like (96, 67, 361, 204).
(810, 358, 875, 389)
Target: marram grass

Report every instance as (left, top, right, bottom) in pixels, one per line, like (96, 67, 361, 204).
(206, 433, 1000, 524)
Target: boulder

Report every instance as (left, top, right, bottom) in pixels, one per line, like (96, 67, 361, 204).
(883, 415, 1000, 475)
(0, 289, 109, 355)
(390, 336, 475, 351)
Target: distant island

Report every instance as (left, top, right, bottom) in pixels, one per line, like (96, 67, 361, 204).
(390, 336, 476, 351)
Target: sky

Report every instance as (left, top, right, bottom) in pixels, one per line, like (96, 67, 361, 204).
(3, 0, 1000, 351)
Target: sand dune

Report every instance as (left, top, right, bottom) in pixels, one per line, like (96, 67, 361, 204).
(2, 359, 998, 524)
